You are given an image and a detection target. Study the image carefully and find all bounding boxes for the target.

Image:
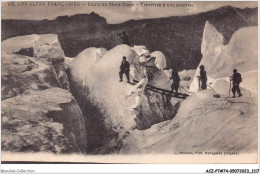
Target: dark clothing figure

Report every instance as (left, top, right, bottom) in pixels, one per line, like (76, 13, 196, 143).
(231, 70, 242, 97)
(171, 70, 180, 93)
(119, 58, 130, 83)
(118, 32, 131, 46)
(200, 69, 207, 90)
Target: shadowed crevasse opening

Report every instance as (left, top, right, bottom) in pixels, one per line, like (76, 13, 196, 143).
(67, 69, 117, 153)
(14, 47, 34, 57)
(66, 67, 183, 153)
(135, 92, 182, 130)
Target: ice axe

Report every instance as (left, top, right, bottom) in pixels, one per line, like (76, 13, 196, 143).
(197, 76, 201, 91)
(229, 76, 232, 98)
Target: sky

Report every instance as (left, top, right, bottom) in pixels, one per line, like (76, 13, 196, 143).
(1, 1, 258, 24)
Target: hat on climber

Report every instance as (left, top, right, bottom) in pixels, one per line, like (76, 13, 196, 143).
(200, 65, 205, 70)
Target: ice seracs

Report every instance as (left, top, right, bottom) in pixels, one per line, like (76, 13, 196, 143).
(2, 34, 65, 59)
(190, 21, 257, 94)
(69, 44, 175, 131)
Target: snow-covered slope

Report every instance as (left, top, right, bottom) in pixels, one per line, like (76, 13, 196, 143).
(118, 23, 258, 156)
(126, 89, 257, 155)
(190, 22, 258, 94)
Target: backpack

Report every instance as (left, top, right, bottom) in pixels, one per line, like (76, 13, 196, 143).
(238, 74, 242, 84)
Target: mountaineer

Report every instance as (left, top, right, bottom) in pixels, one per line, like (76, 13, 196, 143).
(170, 68, 180, 94)
(199, 65, 207, 90)
(119, 56, 130, 83)
(230, 69, 242, 98)
(118, 31, 131, 46)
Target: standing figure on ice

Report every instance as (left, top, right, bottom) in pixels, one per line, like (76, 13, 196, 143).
(170, 68, 180, 94)
(119, 56, 130, 83)
(118, 31, 131, 46)
(199, 65, 207, 90)
(231, 69, 242, 98)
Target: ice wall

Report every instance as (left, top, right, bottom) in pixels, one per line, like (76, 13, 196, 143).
(1, 34, 87, 153)
(190, 21, 258, 94)
(69, 45, 173, 133)
(2, 34, 65, 59)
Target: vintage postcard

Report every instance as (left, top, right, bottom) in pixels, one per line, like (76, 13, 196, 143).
(1, 1, 258, 165)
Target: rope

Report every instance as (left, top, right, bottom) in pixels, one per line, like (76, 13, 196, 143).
(179, 85, 193, 94)
(207, 84, 217, 94)
(207, 81, 239, 100)
(129, 73, 136, 84)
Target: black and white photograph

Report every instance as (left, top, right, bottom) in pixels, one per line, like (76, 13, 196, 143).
(1, 1, 258, 166)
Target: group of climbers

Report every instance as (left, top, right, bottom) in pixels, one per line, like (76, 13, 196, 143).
(117, 31, 243, 98)
(119, 56, 243, 99)
(198, 65, 242, 98)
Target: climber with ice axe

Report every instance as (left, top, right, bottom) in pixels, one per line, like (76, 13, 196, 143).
(170, 68, 180, 95)
(119, 56, 131, 83)
(197, 65, 207, 91)
(229, 69, 242, 98)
